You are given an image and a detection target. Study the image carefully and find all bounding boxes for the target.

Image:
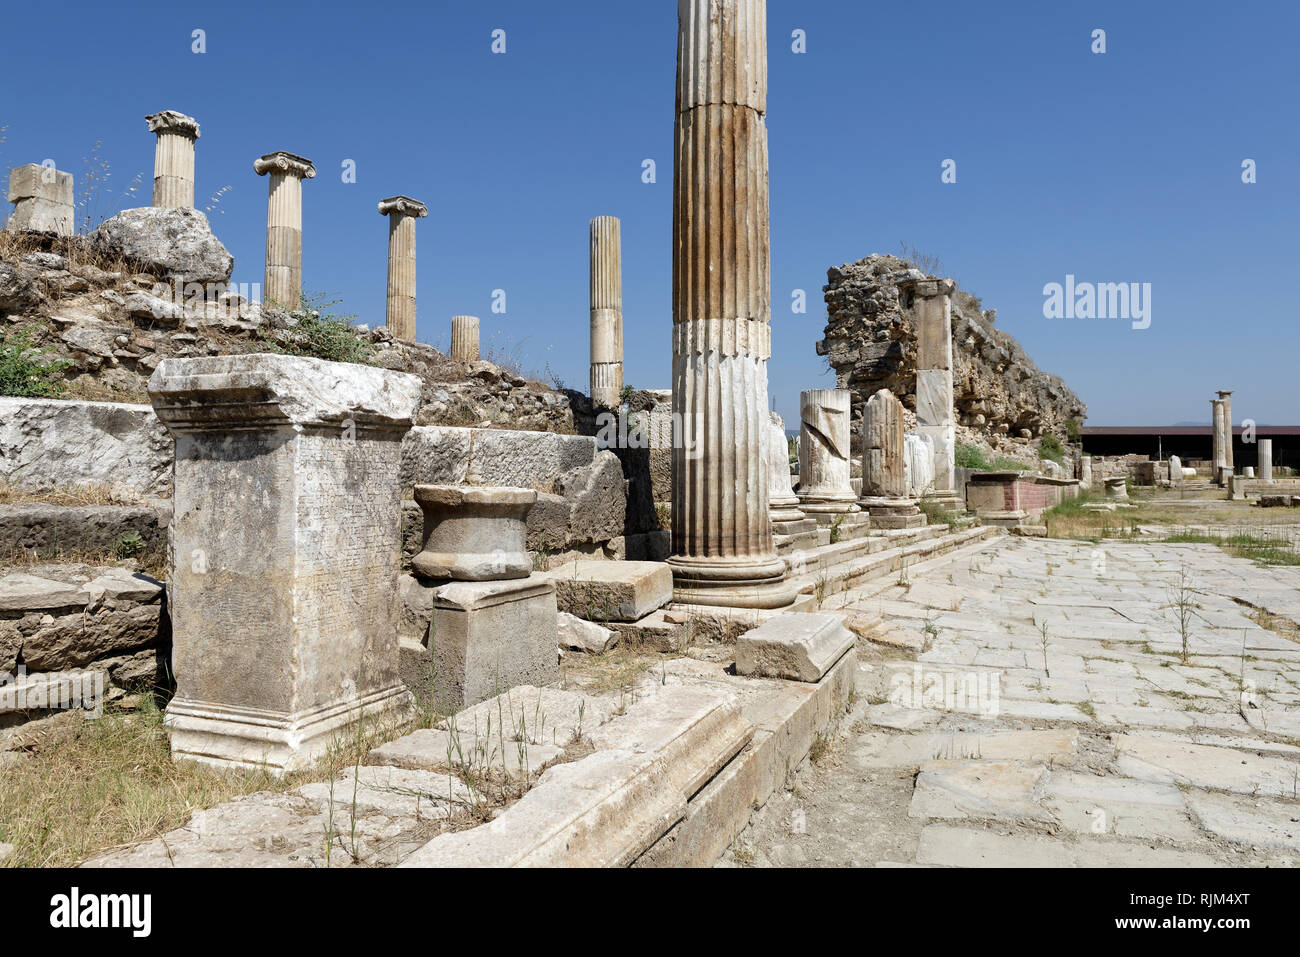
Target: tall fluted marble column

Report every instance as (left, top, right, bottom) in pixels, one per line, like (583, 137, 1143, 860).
(1259, 439, 1274, 483)
(668, 0, 792, 609)
(378, 196, 428, 342)
(254, 151, 316, 309)
(590, 216, 624, 408)
(146, 110, 200, 208)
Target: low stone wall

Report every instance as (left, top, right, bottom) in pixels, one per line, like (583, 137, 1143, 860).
(0, 397, 171, 500)
(966, 472, 1080, 523)
(1, 564, 170, 740)
(0, 503, 169, 557)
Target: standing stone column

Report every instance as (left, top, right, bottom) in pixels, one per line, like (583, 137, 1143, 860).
(1168, 454, 1183, 487)
(668, 0, 792, 609)
(450, 316, 480, 363)
(148, 354, 423, 773)
(1217, 390, 1235, 474)
(1212, 398, 1228, 484)
(146, 110, 200, 208)
(902, 277, 959, 504)
(5, 164, 74, 236)
(798, 389, 864, 526)
(861, 389, 924, 528)
(254, 151, 316, 309)
(1079, 454, 1093, 490)
(767, 411, 818, 553)
(590, 216, 624, 408)
(377, 196, 428, 342)
(1259, 438, 1274, 483)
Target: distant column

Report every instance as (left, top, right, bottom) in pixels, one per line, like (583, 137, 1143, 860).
(589, 216, 624, 408)
(1217, 390, 1234, 473)
(861, 389, 924, 528)
(798, 389, 859, 513)
(903, 277, 958, 498)
(1258, 438, 1274, 483)
(5, 164, 74, 236)
(377, 196, 428, 342)
(450, 316, 480, 363)
(146, 110, 200, 208)
(1211, 398, 1227, 484)
(254, 151, 316, 310)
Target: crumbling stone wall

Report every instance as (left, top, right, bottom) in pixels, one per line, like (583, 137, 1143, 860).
(819, 254, 1086, 445)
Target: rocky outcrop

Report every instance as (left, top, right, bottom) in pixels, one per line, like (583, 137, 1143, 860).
(819, 254, 1086, 442)
(90, 207, 233, 285)
(1, 237, 575, 433)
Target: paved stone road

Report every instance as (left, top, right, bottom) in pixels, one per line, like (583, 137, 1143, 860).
(726, 536, 1300, 867)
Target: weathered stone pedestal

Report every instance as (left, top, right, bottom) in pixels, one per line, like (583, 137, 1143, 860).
(148, 354, 423, 773)
(861, 389, 925, 529)
(5, 164, 74, 236)
(431, 578, 558, 712)
(411, 484, 557, 710)
(1104, 477, 1128, 500)
(412, 486, 535, 581)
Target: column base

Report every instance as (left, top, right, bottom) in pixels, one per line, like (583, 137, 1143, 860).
(165, 684, 414, 776)
(799, 496, 861, 515)
(861, 497, 927, 529)
(667, 555, 798, 610)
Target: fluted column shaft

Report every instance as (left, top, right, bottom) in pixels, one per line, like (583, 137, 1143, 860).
(590, 216, 624, 408)
(1259, 439, 1273, 483)
(147, 111, 199, 209)
(450, 316, 480, 363)
(668, 0, 790, 608)
(378, 196, 427, 342)
(255, 152, 315, 310)
(1217, 390, 1234, 472)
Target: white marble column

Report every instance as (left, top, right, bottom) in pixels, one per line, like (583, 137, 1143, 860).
(903, 277, 958, 499)
(378, 196, 428, 342)
(590, 216, 624, 408)
(1259, 439, 1274, 483)
(450, 316, 480, 363)
(1212, 398, 1227, 484)
(861, 388, 924, 528)
(668, 0, 792, 609)
(146, 110, 200, 208)
(798, 389, 859, 513)
(254, 151, 316, 309)
(1217, 390, 1234, 474)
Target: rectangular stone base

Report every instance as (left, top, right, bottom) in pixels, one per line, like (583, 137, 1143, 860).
(433, 576, 559, 711)
(868, 510, 927, 529)
(976, 509, 1029, 529)
(165, 684, 414, 775)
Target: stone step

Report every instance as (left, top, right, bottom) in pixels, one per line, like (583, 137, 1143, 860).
(787, 526, 998, 598)
(782, 523, 950, 577)
(399, 686, 753, 867)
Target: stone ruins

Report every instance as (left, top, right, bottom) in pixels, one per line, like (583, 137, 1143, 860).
(1, 0, 1296, 874)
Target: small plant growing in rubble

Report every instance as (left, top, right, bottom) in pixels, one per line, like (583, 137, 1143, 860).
(259, 294, 375, 365)
(1039, 621, 1051, 678)
(0, 328, 72, 398)
(1165, 567, 1199, 665)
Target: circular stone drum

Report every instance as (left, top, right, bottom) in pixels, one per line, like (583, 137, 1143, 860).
(411, 485, 537, 581)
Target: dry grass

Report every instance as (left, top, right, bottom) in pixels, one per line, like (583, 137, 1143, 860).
(0, 481, 121, 506)
(0, 543, 166, 581)
(559, 645, 671, 697)
(0, 230, 138, 288)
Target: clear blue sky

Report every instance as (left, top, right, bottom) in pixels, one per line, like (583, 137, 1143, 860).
(4, 0, 1296, 427)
